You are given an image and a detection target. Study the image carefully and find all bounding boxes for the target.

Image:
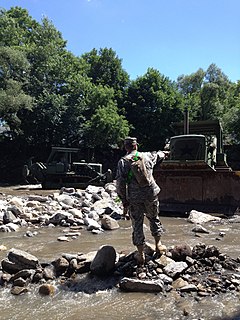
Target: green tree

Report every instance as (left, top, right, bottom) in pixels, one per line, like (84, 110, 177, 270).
(222, 81, 240, 143)
(177, 64, 231, 122)
(124, 68, 183, 150)
(82, 47, 129, 103)
(84, 102, 129, 149)
(0, 7, 38, 47)
(0, 46, 33, 135)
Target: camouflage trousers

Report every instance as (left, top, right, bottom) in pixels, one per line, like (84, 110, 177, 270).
(129, 196, 163, 246)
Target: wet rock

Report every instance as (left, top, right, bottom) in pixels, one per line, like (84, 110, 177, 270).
(25, 230, 34, 237)
(10, 269, 35, 282)
(43, 265, 55, 280)
(2, 248, 39, 274)
(119, 277, 164, 292)
(90, 245, 116, 276)
(185, 256, 195, 266)
(39, 283, 55, 295)
(52, 257, 69, 276)
(32, 270, 43, 283)
(101, 214, 120, 230)
(13, 277, 28, 287)
(74, 260, 91, 274)
(60, 187, 76, 194)
(11, 286, 28, 295)
(8, 205, 23, 218)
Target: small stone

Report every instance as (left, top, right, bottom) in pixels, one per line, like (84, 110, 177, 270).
(11, 286, 28, 295)
(39, 283, 55, 295)
(57, 236, 70, 242)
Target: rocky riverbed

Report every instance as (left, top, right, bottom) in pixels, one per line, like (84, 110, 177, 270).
(0, 183, 240, 320)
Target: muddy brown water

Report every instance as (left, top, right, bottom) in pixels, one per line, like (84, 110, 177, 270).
(0, 185, 240, 320)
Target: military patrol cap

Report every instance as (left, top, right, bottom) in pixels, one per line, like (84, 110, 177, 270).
(124, 137, 138, 146)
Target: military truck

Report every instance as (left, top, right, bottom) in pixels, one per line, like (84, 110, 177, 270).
(154, 120, 240, 216)
(27, 147, 113, 189)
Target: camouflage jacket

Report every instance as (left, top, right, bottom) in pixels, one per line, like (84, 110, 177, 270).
(116, 150, 165, 204)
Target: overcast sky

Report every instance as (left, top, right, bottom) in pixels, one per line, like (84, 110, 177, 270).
(1, 0, 240, 82)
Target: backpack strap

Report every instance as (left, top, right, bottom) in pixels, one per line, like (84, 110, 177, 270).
(126, 151, 139, 184)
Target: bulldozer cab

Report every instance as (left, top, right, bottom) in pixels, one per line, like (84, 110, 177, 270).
(171, 120, 225, 169)
(170, 134, 207, 161)
(46, 147, 79, 174)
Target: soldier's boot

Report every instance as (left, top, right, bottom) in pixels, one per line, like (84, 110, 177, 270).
(154, 235, 166, 257)
(136, 245, 145, 266)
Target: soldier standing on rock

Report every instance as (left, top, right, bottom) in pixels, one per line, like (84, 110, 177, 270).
(116, 137, 168, 266)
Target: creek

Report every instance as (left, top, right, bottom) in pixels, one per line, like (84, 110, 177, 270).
(0, 212, 240, 320)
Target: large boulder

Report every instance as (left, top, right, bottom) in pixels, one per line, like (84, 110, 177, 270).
(90, 245, 116, 276)
(2, 248, 40, 274)
(187, 210, 221, 224)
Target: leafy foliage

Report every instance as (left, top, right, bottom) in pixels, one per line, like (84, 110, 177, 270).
(124, 68, 184, 150)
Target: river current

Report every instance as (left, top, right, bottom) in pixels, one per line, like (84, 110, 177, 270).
(0, 203, 240, 319)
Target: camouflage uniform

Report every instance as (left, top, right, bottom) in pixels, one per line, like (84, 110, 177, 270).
(116, 150, 165, 246)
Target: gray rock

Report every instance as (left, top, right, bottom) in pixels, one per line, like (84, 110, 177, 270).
(155, 255, 175, 268)
(27, 195, 49, 202)
(3, 210, 17, 224)
(52, 257, 69, 276)
(8, 205, 23, 217)
(163, 261, 188, 278)
(119, 277, 164, 292)
(43, 265, 55, 280)
(187, 210, 221, 224)
(101, 214, 120, 230)
(11, 286, 28, 295)
(180, 284, 198, 292)
(56, 194, 76, 207)
(84, 217, 102, 230)
(172, 277, 189, 289)
(158, 273, 173, 284)
(6, 223, 20, 232)
(8, 248, 39, 268)
(192, 224, 210, 233)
